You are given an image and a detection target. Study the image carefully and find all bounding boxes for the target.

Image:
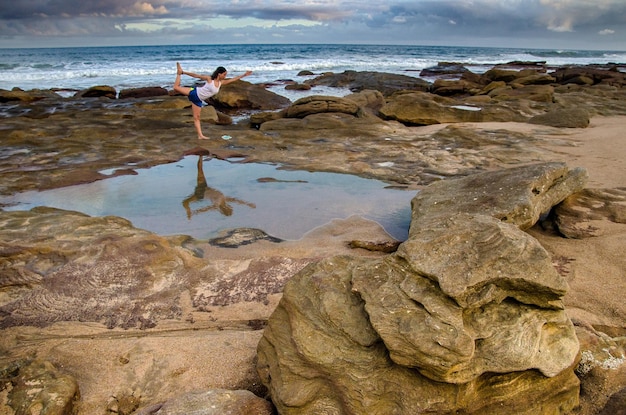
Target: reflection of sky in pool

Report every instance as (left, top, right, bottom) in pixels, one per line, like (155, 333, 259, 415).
(1, 156, 415, 241)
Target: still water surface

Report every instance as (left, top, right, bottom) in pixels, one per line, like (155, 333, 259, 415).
(1, 156, 415, 241)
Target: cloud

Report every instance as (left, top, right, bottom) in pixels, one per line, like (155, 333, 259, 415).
(0, 0, 625, 49)
(598, 28, 615, 35)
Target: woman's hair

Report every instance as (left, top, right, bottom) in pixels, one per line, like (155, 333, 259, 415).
(211, 66, 227, 79)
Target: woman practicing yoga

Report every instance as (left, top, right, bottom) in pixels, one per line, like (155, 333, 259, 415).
(173, 62, 253, 139)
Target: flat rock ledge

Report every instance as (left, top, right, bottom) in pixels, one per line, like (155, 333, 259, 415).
(257, 162, 586, 414)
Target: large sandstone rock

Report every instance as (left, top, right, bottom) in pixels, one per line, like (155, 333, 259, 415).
(0, 88, 62, 102)
(306, 70, 431, 96)
(210, 80, 291, 110)
(284, 95, 360, 118)
(119, 86, 169, 99)
(74, 85, 117, 99)
(551, 66, 626, 87)
(379, 91, 527, 125)
(409, 162, 588, 232)
(257, 162, 585, 414)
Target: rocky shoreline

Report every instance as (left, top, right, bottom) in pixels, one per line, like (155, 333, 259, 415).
(1, 63, 625, 414)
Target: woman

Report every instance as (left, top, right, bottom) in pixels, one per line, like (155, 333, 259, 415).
(173, 62, 253, 140)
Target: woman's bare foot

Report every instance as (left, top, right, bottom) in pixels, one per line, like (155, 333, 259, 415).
(176, 62, 183, 75)
(198, 135, 210, 140)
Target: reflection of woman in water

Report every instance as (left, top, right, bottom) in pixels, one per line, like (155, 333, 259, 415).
(182, 156, 256, 219)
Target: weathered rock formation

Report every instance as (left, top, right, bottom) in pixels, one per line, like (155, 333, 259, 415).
(304, 70, 431, 96)
(257, 162, 586, 414)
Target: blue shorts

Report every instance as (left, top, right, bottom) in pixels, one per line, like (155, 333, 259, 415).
(188, 88, 206, 107)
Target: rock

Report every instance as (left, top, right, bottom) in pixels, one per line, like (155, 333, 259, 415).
(306, 70, 431, 96)
(489, 84, 555, 103)
(0, 206, 206, 330)
(135, 389, 274, 415)
(209, 228, 283, 248)
(515, 73, 557, 85)
(482, 68, 524, 83)
(348, 239, 401, 253)
(284, 95, 360, 118)
(284, 83, 311, 91)
(476, 80, 507, 95)
(528, 107, 590, 128)
(260, 112, 370, 131)
(389, 214, 576, 377)
(3, 359, 80, 415)
(252, 91, 383, 127)
(552, 187, 626, 238)
(345, 89, 385, 112)
(257, 163, 584, 414)
(409, 162, 588, 232)
(379, 91, 526, 125)
(74, 85, 117, 99)
(552, 66, 626, 87)
(0, 88, 62, 102)
(420, 62, 470, 77)
(574, 324, 626, 415)
(210, 80, 291, 110)
(250, 110, 285, 126)
(430, 79, 480, 96)
(119, 86, 169, 99)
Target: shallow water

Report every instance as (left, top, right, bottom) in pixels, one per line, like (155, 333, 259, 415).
(0, 156, 415, 241)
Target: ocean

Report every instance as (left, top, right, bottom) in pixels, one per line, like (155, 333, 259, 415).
(1, 44, 625, 100)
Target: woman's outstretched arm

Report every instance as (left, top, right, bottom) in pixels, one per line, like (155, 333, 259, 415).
(221, 71, 253, 86)
(181, 70, 211, 82)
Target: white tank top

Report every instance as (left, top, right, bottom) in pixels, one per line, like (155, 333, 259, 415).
(196, 80, 221, 101)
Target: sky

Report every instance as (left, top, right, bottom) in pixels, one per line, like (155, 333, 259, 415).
(0, 0, 625, 50)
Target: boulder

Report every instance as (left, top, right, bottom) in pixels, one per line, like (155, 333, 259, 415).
(259, 112, 364, 131)
(515, 73, 557, 85)
(420, 62, 470, 78)
(482, 68, 523, 83)
(430, 79, 481, 96)
(488, 84, 555, 103)
(119, 86, 169, 99)
(284, 95, 360, 118)
(284, 83, 311, 91)
(345, 89, 385, 113)
(0, 88, 62, 103)
(306, 70, 431, 96)
(210, 80, 291, 110)
(408, 162, 588, 232)
(552, 66, 626, 87)
(257, 162, 585, 414)
(74, 85, 117, 99)
(379, 91, 526, 125)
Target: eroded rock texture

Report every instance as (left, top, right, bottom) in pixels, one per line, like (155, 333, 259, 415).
(257, 162, 585, 414)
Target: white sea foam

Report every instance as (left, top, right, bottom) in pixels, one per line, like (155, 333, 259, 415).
(0, 44, 623, 92)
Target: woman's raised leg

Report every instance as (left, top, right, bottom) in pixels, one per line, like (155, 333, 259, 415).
(173, 62, 191, 96)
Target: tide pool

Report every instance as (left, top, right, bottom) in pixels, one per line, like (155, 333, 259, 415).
(1, 156, 415, 241)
